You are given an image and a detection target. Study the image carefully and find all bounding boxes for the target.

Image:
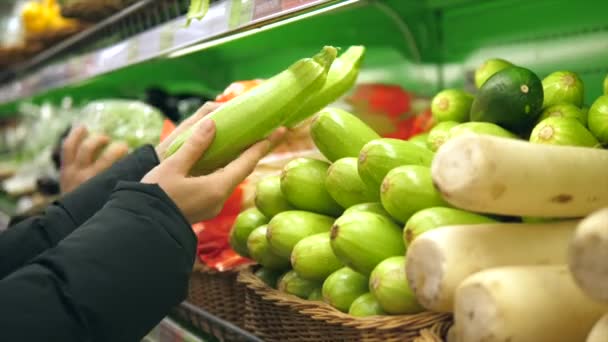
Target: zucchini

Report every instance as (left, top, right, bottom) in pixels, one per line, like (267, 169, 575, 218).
(254, 175, 294, 218)
(432, 135, 608, 217)
(325, 157, 379, 209)
(229, 207, 269, 257)
(474, 58, 513, 89)
(310, 107, 379, 162)
(449, 122, 518, 140)
(406, 220, 579, 312)
(542, 70, 584, 108)
(247, 225, 290, 270)
(529, 117, 598, 147)
(427, 121, 459, 152)
(284, 46, 365, 127)
(588, 95, 608, 144)
(358, 138, 434, 190)
(538, 103, 587, 126)
(408, 133, 430, 149)
(165, 46, 337, 175)
(431, 89, 473, 123)
(277, 270, 321, 299)
(470, 66, 543, 134)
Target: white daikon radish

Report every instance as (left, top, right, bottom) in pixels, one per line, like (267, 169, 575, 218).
(587, 313, 608, 342)
(432, 135, 608, 217)
(569, 208, 608, 302)
(406, 220, 578, 312)
(454, 265, 608, 342)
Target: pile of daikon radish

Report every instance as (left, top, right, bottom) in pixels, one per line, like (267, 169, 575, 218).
(405, 134, 608, 342)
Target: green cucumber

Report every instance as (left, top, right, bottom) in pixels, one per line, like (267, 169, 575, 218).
(358, 138, 434, 190)
(588, 95, 608, 144)
(348, 293, 385, 317)
(284, 46, 366, 127)
(280, 158, 342, 216)
(404, 207, 497, 246)
(291, 232, 343, 281)
(408, 133, 430, 149)
(277, 270, 321, 299)
(310, 107, 380, 162)
(266, 210, 334, 259)
(474, 58, 513, 89)
(343, 202, 391, 218)
(165, 46, 336, 175)
(325, 157, 379, 208)
(229, 207, 269, 257)
(322, 267, 368, 312)
(380, 165, 449, 224)
(369, 256, 423, 314)
(470, 66, 543, 133)
(254, 175, 295, 218)
(530, 117, 599, 147)
(449, 122, 518, 140)
(428, 121, 459, 152)
(330, 212, 405, 275)
(542, 71, 584, 108)
(539, 103, 587, 126)
(247, 225, 290, 270)
(431, 89, 473, 123)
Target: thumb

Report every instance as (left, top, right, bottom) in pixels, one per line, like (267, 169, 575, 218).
(166, 119, 215, 174)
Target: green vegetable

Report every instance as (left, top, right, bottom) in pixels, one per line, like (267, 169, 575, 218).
(539, 104, 587, 126)
(277, 270, 321, 299)
(255, 267, 283, 288)
(369, 256, 423, 314)
(408, 133, 430, 149)
(186, 0, 210, 26)
(280, 158, 342, 216)
(358, 138, 434, 190)
(266, 210, 334, 259)
(310, 107, 380, 162)
(404, 207, 497, 246)
(325, 157, 379, 209)
(348, 293, 385, 317)
(330, 212, 405, 275)
(254, 175, 295, 218)
(530, 117, 599, 147)
(588, 95, 608, 144)
(380, 165, 449, 223)
(474, 58, 513, 89)
(471, 66, 544, 133)
(431, 89, 473, 123)
(229, 207, 269, 257)
(247, 225, 290, 270)
(291, 232, 343, 281)
(427, 121, 459, 152)
(307, 287, 323, 301)
(343, 202, 391, 218)
(604, 74, 608, 95)
(322, 267, 368, 312)
(285, 46, 366, 127)
(449, 122, 518, 140)
(166, 46, 337, 175)
(542, 71, 584, 108)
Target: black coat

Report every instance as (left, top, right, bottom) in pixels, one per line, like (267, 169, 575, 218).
(0, 146, 196, 342)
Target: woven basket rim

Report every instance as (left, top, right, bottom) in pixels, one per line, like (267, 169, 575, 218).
(237, 267, 451, 331)
(192, 259, 253, 274)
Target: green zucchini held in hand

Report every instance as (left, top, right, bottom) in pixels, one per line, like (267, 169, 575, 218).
(164, 46, 337, 175)
(284, 46, 366, 128)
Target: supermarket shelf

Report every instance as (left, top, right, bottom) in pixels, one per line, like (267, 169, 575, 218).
(0, 0, 359, 107)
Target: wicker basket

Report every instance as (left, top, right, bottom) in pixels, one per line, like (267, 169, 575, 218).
(186, 261, 248, 328)
(238, 268, 452, 342)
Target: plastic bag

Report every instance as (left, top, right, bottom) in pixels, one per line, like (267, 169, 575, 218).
(78, 99, 164, 149)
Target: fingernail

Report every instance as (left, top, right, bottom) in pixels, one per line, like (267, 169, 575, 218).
(198, 119, 214, 133)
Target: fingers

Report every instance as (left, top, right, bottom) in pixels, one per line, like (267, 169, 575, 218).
(166, 102, 221, 141)
(213, 127, 287, 189)
(61, 126, 88, 165)
(76, 134, 110, 167)
(93, 142, 129, 172)
(165, 119, 216, 174)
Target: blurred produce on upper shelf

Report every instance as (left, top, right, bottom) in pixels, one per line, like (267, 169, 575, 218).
(58, 0, 137, 21)
(22, 0, 81, 38)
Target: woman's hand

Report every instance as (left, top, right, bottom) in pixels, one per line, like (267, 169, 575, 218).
(142, 118, 286, 223)
(60, 126, 129, 193)
(155, 101, 221, 161)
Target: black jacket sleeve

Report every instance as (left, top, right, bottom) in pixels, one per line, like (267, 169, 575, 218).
(0, 145, 159, 278)
(0, 181, 196, 342)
